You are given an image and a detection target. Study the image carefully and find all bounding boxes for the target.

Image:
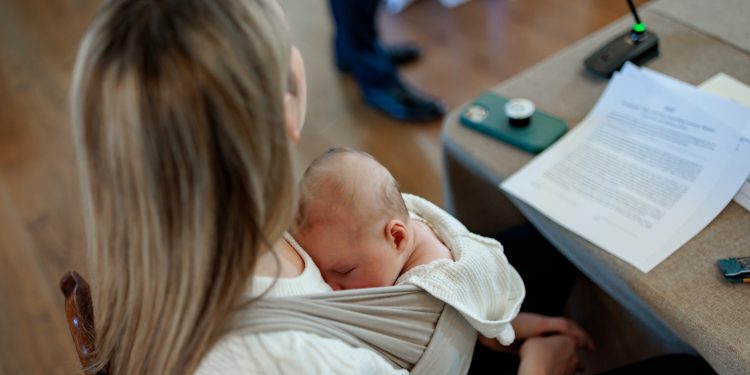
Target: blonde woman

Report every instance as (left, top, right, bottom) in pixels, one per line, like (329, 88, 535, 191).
(70, 0, 593, 374)
(71, 0, 416, 372)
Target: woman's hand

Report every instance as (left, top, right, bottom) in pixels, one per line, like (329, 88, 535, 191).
(518, 335, 583, 375)
(512, 312, 595, 352)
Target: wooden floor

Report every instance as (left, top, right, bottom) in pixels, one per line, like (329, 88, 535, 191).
(0, 0, 647, 373)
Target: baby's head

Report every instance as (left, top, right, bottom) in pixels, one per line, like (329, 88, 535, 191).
(292, 148, 412, 290)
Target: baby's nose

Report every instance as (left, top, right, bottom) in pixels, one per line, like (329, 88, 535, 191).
(330, 282, 342, 291)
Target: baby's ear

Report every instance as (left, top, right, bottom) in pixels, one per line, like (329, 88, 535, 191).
(385, 220, 408, 251)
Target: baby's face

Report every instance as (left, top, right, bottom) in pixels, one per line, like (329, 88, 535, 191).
(296, 221, 405, 290)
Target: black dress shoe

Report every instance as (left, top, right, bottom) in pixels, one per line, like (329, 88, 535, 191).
(337, 43, 422, 73)
(362, 78, 446, 122)
(384, 43, 422, 65)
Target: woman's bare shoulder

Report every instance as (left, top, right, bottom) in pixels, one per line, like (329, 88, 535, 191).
(254, 238, 304, 278)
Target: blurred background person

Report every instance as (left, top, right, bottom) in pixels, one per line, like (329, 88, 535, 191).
(330, 0, 446, 122)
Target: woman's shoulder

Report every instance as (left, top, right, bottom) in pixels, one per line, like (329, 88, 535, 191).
(197, 330, 408, 375)
(250, 233, 333, 297)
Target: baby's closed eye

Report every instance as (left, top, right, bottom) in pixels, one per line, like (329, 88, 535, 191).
(335, 267, 356, 276)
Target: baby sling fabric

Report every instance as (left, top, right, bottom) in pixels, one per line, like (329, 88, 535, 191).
(399, 194, 525, 345)
(222, 194, 523, 373)
(227, 285, 477, 374)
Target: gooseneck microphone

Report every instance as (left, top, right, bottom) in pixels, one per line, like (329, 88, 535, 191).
(584, 0, 659, 77)
(627, 0, 642, 25)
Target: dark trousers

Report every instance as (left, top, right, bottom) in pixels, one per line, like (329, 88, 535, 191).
(468, 351, 714, 375)
(493, 224, 577, 316)
(468, 224, 714, 374)
(328, 0, 396, 86)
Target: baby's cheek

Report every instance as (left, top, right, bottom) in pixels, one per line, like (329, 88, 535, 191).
(354, 274, 393, 289)
(332, 275, 365, 290)
(321, 274, 341, 291)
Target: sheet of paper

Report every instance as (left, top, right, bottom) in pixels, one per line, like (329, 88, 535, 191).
(700, 73, 750, 106)
(617, 65, 750, 267)
(501, 65, 750, 272)
(622, 65, 750, 216)
(699, 73, 750, 212)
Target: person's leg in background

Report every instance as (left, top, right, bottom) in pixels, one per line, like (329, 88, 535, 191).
(468, 224, 577, 374)
(329, 0, 445, 122)
(470, 224, 716, 374)
(495, 224, 578, 316)
(602, 354, 715, 375)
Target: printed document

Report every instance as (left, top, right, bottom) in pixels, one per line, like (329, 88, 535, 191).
(699, 73, 750, 212)
(501, 64, 750, 272)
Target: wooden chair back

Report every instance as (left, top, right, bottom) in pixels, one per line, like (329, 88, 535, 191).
(60, 271, 105, 374)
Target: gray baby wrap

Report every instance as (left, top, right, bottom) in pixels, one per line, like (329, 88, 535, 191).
(228, 285, 477, 374)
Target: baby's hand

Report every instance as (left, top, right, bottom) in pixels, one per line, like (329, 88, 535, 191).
(511, 312, 595, 352)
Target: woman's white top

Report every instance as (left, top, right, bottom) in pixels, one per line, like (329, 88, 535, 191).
(196, 233, 407, 375)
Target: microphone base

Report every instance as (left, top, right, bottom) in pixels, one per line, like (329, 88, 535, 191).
(584, 29, 660, 78)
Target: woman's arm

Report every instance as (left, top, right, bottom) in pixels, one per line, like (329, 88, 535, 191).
(512, 313, 595, 351)
(478, 312, 595, 353)
(518, 335, 583, 375)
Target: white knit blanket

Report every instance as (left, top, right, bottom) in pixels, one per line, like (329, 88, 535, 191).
(397, 194, 525, 345)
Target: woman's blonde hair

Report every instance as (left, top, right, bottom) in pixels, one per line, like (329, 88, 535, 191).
(70, 0, 294, 373)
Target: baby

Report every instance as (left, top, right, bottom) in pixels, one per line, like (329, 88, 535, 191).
(290, 148, 596, 353)
(290, 147, 526, 346)
(292, 149, 454, 290)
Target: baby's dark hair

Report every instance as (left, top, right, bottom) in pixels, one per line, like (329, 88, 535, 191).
(293, 147, 408, 234)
